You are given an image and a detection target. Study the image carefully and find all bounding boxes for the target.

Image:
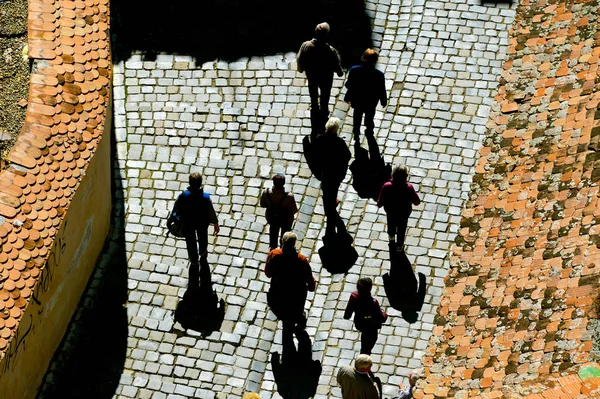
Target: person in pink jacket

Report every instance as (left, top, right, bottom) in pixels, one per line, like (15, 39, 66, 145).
(377, 165, 421, 251)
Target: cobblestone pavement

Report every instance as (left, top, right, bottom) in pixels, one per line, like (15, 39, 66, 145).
(42, 0, 516, 397)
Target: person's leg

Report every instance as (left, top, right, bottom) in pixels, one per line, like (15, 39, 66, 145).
(319, 79, 332, 117)
(360, 327, 378, 355)
(322, 181, 342, 237)
(281, 318, 296, 362)
(185, 228, 200, 287)
(386, 213, 397, 243)
(353, 108, 364, 142)
(280, 221, 293, 243)
(397, 216, 409, 250)
(308, 79, 319, 110)
(269, 222, 280, 249)
(332, 180, 347, 235)
(364, 107, 376, 137)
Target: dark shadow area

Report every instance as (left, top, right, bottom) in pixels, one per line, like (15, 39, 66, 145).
(350, 138, 391, 201)
(174, 261, 225, 337)
(383, 244, 426, 324)
(36, 122, 128, 398)
(271, 328, 322, 399)
(111, 0, 372, 66)
(319, 232, 357, 274)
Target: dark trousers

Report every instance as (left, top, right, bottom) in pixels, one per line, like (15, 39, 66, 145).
(352, 106, 376, 140)
(360, 327, 378, 355)
(269, 220, 293, 249)
(308, 78, 333, 115)
(185, 227, 209, 287)
(322, 179, 347, 237)
(387, 214, 409, 247)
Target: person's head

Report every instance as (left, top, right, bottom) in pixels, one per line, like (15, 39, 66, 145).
(392, 165, 408, 183)
(408, 370, 422, 387)
(272, 173, 285, 189)
(315, 22, 330, 41)
(282, 231, 297, 250)
(189, 172, 203, 188)
(325, 117, 341, 136)
(357, 277, 373, 296)
(242, 394, 260, 399)
(354, 354, 373, 373)
(361, 48, 379, 66)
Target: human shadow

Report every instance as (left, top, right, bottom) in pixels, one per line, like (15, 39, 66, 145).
(271, 328, 322, 399)
(318, 231, 358, 274)
(350, 137, 391, 201)
(111, 0, 372, 67)
(383, 244, 427, 323)
(174, 260, 225, 337)
(36, 116, 128, 398)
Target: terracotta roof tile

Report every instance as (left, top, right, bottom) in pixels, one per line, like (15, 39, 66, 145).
(422, 0, 600, 395)
(0, 0, 110, 362)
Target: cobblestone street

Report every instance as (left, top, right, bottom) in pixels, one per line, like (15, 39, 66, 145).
(41, 0, 516, 397)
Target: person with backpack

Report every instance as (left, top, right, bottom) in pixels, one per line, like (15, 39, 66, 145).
(297, 22, 344, 118)
(343, 277, 388, 355)
(265, 232, 317, 362)
(344, 48, 388, 144)
(260, 174, 298, 250)
(174, 173, 220, 285)
(377, 165, 421, 252)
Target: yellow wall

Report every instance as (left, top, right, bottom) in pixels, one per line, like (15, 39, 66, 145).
(0, 110, 113, 399)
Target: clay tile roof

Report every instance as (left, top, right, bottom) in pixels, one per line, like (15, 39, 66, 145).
(419, 0, 600, 397)
(0, 0, 110, 361)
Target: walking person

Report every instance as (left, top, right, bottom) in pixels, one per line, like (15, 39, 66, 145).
(337, 354, 382, 399)
(314, 117, 351, 242)
(344, 48, 387, 143)
(174, 173, 220, 286)
(260, 174, 298, 250)
(265, 232, 317, 362)
(297, 22, 344, 119)
(377, 165, 421, 251)
(344, 277, 388, 355)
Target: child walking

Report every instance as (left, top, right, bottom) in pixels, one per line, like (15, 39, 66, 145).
(377, 165, 421, 251)
(343, 277, 388, 355)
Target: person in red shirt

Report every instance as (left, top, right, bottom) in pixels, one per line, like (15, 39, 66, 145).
(377, 165, 421, 251)
(344, 277, 388, 355)
(265, 232, 316, 361)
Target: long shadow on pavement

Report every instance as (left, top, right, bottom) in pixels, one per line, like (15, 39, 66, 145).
(36, 120, 128, 398)
(111, 0, 373, 67)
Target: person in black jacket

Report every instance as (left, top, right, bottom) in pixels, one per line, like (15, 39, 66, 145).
(344, 48, 388, 143)
(297, 22, 344, 117)
(314, 117, 351, 240)
(174, 173, 220, 285)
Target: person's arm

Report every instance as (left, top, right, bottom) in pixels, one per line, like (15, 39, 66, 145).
(379, 72, 388, 107)
(297, 43, 307, 73)
(344, 294, 356, 320)
(265, 251, 275, 278)
(408, 184, 421, 206)
(206, 198, 220, 234)
(375, 298, 388, 323)
(303, 257, 316, 292)
(332, 46, 343, 77)
(290, 195, 299, 215)
(344, 68, 354, 103)
(377, 184, 387, 208)
(260, 189, 269, 208)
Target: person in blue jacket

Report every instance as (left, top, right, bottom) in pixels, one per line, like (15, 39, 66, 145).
(175, 173, 220, 285)
(344, 48, 388, 143)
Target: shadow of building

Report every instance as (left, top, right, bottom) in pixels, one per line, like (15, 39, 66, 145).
(36, 114, 128, 399)
(111, 0, 372, 66)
